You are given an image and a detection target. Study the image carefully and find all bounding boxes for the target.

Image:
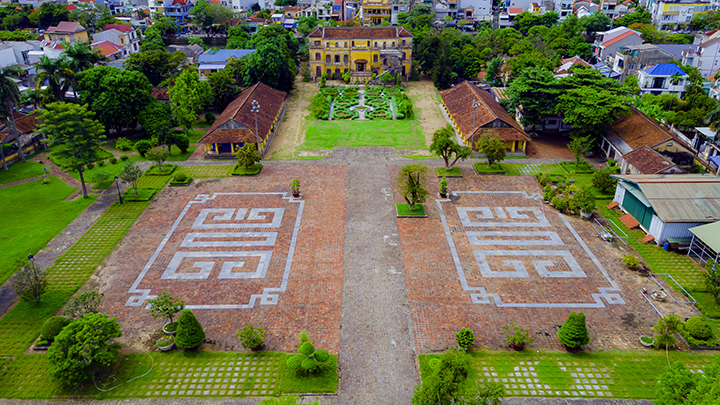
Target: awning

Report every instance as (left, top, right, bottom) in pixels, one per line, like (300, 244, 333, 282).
(198, 64, 226, 70)
(689, 221, 720, 253)
(354, 59, 367, 64)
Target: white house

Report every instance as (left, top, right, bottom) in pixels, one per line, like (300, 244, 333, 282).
(593, 27, 643, 64)
(611, 174, 720, 245)
(460, 0, 492, 21)
(651, 0, 712, 30)
(0, 44, 17, 69)
(679, 30, 720, 78)
(554, 0, 574, 21)
(637, 63, 688, 97)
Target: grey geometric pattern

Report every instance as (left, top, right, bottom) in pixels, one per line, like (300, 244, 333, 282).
(437, 190, 625, 308)
(125, 192, 304, 309)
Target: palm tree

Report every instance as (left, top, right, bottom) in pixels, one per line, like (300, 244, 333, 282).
(705, 105, 720, 134)
(35, 56, 73, 103)
(19, 89, 49, 109)
(62, 42, 103, 73)
(0, 65, 27, 168)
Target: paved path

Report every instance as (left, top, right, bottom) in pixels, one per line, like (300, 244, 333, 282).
(329, 148, 419, 405)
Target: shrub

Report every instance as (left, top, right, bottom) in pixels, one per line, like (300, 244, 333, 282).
(174, 134, 190, 154)
(147, 291, 185, 327)
(592, 167, 618, 194)
(320, 72, 327, 88)
(41, 316, 71, 342)
(109, 157, 117, 164)
(557, 312, 590, 349)
(97, 159, 105, 167)
(502, 322, 534, 347)
(653, 314, 683, 348)
(684, 317, 714, 341)
(120, 155, 129, 161)
(135, 139, 153, 157)
(115, 137, 134, 151)
(286, 333, 329, 373)
(623, 254, 640, 269)
(86, 162, 95, 170)
(12, 260, 47, 304)
(64, 290, 104, 320)
(175, 309, 205, 349)
(172, 171, 188, 182)
(455, 328, 475, 350)
(237, 324, 265, 350)
(205, 112, 216, 125)
(608, 159, 616, 167)
(551, 195, 568, 211)
(538, 174, 550, 187)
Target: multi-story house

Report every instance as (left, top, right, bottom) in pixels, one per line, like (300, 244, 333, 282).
(637, 63, 688, 97)
(555, 0, 574, 21)
(651, 0, 712, 30)
(43, 22, 89, 44)
(93, 24, 140, 54)
(308, 27, 413, 81)
(593, 26, 643, 64)
(680, 30, 720, 78)
(612, 44, 679, 81)
(303, 0, 335, 20)
(390, 0, 411, 25)
(459, 0, 493, 22)
(164, 0, 191, 26)
(361, 0, 391, 24)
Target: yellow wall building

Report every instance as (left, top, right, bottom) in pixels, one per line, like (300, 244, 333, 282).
(308, 27, 413, 82)
(361, 0, 391, 25)
(43, 22, 89, 44)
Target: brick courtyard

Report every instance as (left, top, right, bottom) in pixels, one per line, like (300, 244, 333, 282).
(99, 165, 347, 354)
(394, 169, 660, 353)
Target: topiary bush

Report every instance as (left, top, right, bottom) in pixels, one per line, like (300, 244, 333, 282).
(115, 137, 133, 151)
(551, 195, 568, 211)
(682, 316, 719, 347)
(109, 157, 117, 164)
(205, 112, 216, 125)
(175, 309, 205, 350)
(286, 333, 330, 373)
(455, 328, 475, 350)
(174, 134, 190, 154)
(41, 316, 71, 342)
(97, 159, 105, 167)
(120, 155, 129, 161)
(172, 171, 188, 182)
(557, 312, 590, 349)
(135, 140, 153, 157)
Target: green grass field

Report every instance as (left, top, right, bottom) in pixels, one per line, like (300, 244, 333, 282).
(0, 177, 95, 285)
(419, 350, 718, 400)
(68, 156, 143, 189)
(300, 119, 425, 151)
(0, 161, 47, 185)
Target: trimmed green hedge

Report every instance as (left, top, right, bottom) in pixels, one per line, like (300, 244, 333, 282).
(145, 164, 177, 176)
(474, 162, 506, 174)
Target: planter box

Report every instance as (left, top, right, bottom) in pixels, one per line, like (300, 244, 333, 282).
(396, 203, 427, 218)
(169, 178, 192, 187)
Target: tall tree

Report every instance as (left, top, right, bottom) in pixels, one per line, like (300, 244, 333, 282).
(507, 67, 559, 128)
(35, 56, 72, 103)
(243, 43, 296, 92)
(124, 50, 187, 86)
(63, 42, 103, 73)
(141, 27, 166, 52)
(208, 69, 238, 110)
(429, 125, 472, 170)
(38, 102, 106, 198)
(169, 67, 207, 136)
(0, 65, 27, 167)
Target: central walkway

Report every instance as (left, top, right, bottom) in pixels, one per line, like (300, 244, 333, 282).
(333, 148, 419, 405)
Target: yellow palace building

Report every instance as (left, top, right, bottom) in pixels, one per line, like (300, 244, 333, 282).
(308, 26, 413, 82)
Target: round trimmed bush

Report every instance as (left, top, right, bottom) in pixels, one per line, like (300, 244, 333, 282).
(120, 155, 129, 161)
(428, 358, 441, 369)
(685, 317, 714, 341)
(286, 355, 303, 369)
(172, 171, 188, 182)
(302, 357, 320, 372)
(135, 140, 153, 157)
(205, 112, 216, 125)
(86, 162, 95, 170)
(115, 137, 134, 151)
(41, 316, 71, 342)
(299, 341, 315, 356)
(175, 309, 205, 350)
(174, 134, 190, 154)
(314, 349, 329, 362)
(455, 327, 475, 350)
(109, 157, 117, 164)
(97, 160, 105, 167)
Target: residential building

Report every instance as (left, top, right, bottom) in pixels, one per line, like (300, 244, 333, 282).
(331, 0, 344, 19)
(168, 43, 204, 61)
(651, 0, 712, 30)
(303, 0, 335, 20)
(460, 0, 493, 22)
(554, 55, 592, 78)
(679, 30, 720, 78)
(199, 82, 286, 157)
(245, 18, 271, 34)
(527, 1, 542, 13)
(593, 26, 643, 64)
(637, 63, 688, 97)
(361, 0, 391, 25)
(284, 5, 304, 19)
(390, 0, 411, 24)
(164, 0, 191, 26)
(92, 41, 125, 60)
(271, 12, 286, 23)
(0, 112, 44, 164)
(688, 221, 720, 271)
(612, 44, 679, 81)
(104, 24, 141, 53)
(197, 49, 256, 78)
(92, 28, 139, 56)
(610, 174, 720, 245)
(504, 0, 535, 9)
(619, 145, 682, 174)
(555, 0, 574, 21)
(43, 22, 89, 44)
(440, 81, 532, 155)
(499, 7, 523, 28)
(599, 0, 628, 18)
(0, 44, 16, 69)
(308, 27, 413, 81)
(599, 108, 695, 175)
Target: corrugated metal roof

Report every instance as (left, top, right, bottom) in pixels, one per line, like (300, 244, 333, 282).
(614, 174, 720, 223)
(197, 49, 255, 63)
(689, 221, 720, 253)
(643, 63, 686, 76)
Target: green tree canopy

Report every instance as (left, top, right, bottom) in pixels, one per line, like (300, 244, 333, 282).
(169, 67, 209, 136)
(613, 7, 652, 27)
(429, 125, 472, 170)
(243, 43, 296, 92)
(507, 66, 560, 128)
(124, 49, 188, 86)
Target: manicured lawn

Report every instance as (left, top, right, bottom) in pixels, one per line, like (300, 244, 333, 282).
(279, 355, 339, 394)
(397, 203, 426, 216)
(474, 162, 506, 174)
(47, 145, 113, 169)
(503, 163, 615, 200)
(690, 292, 720, 318)
(436, 167, 462, 177)
(0, 177, 96, 285)
(300, 119, 425, 151)
(186, 129, 207, 143)
(232, 163, 262, 176)
(177, 165, 234, 178)
(68, 155, 144, 189)
(0, 161, 47, 185)
(419, 350, 718, 400)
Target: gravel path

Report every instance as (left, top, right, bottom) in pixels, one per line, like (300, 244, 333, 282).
(330, 148, 419, 405)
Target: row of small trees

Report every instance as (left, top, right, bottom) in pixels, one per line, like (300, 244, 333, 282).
(429, 125, 507, 171)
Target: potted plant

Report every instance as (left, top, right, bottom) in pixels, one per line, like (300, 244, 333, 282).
(290, 179, 301, 197)
(455, 327, 475, 351)
(557, 312, 590, 352)
(147, 291, 185, 335)
(639, 335, 654, 347)
(439, 177, 449, 198)
(156, 335, 175, 352)
(502, 322, 534, 351)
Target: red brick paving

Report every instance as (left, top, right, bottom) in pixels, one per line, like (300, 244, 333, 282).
(393, 165, 659, 354)
(99, 165, 346, 354)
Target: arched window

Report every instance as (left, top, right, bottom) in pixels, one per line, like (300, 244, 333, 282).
(373, 54, 378, 63)
(344, 55, 348, 63)
(326, 55, 331, 64)
(335, 55, 340, 63)
(316, 52, 321, 60)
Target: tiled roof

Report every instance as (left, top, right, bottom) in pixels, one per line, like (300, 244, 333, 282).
(66, 4, 77, 11)
(490, 87, 509, 101)
(104, 24, 134, 32)
(151, 87, 170, 101)
(508, 7, 523, 13)
(92, 41, 122, 57)
(0, 113, 39, 137)
(208, 0, 222, 3)
(609, 109, 674, 151)
(601, 30, 639, 47)
(45, 21, 85, 33)
(624, 145, 677, 174)
(440, 81, 530, 143)
(172, 0, 188, 5)
(308, 26, 412, 39)
(643, 63, 686, 76)
(199, 82, 286, 144)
